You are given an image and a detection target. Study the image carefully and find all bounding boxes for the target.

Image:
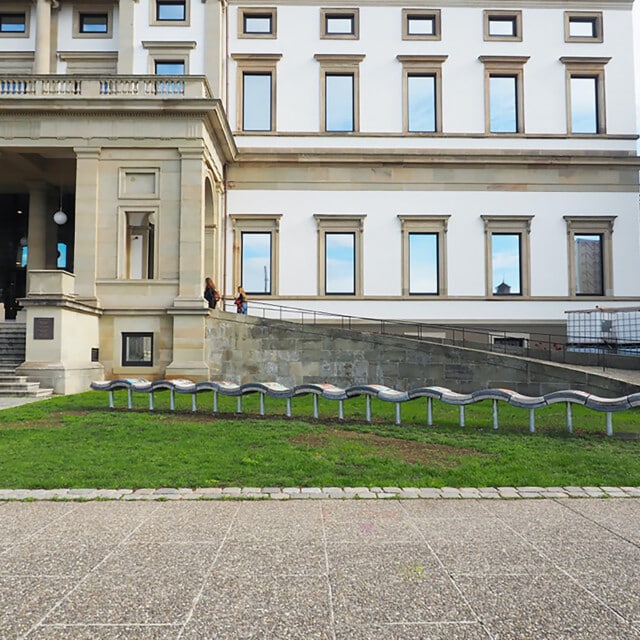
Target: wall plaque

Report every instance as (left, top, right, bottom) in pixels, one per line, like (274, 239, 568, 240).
(33, 317, 54, 340)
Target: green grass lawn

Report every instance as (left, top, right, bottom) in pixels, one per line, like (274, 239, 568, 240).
(0, 391, 638, 489)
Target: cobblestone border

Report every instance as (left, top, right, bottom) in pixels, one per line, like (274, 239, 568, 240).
(1, 486, 639, 501)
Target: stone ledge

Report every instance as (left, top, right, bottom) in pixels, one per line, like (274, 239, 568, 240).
(0, 486, 638, 501)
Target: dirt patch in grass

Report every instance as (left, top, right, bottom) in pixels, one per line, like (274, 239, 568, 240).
(290, 429, 488, 467)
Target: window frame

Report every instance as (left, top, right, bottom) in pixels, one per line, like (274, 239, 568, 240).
(565, 12, 603, 43)
(320, 8, 359, 39)
(118, 207, 159, 281)
(121, 332, 155, 367)
(151, 0, 190, 26)
(232, 53, 282, 133)
(481, 215, 533, 297)
(238, 7, 277, 39)
(564, 216, 615, 297)
(314, 214, 365, 296)
(73, 6, 113, 39)
(397, 55, 447, 133)
(230, 214, 281, 296)
(479, 56, 529, 135)
(143, 40, 195, 75)
(398, 215, 449, 296)
(483, 10, 523, 42)
(402, 9, 441, 41)
(315, 54, 365, 133)
(561, 56, 609, 135)
(0, 6, 29, 38)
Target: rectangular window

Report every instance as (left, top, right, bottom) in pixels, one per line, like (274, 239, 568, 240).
(326, 15, 353, 34)
(122, 333, 154, 367)
(561, 58, 608, 134)
(79, 13, 108, 33)
(243, 73, 272, 131)
(402, 9, 441, 40)
(320, 9, 359, 39)
(484, 11, 522, 41)
(574, 234, 603, 295)
(232, 54, 281, 133)
(125, 212, 155, 280)
(491, 233, 521, 295)
(489, 75, 517, 133)
(156, 0, 186, 21)
(408, 16, 434, 35)
(0, 12, 25, 33)
(399, 215, 449, 296)
(488, 17, 516, 37)
(565, 12, 603, 42)
(408, 233, 439, 294)
(482, 215, 532, 297)
(325, 232, 355, 295)
(315, 214, 365, 296)
(407, 75, 436, 133)
(238, 8, 277, 37)
(154, 60, 185, 75)
(245, 15, 272, 33)
(564, 216, 614, 297)
(325, 74, 354, 132)
(241, 232, 272, 294)
(231, 214, 281, 295)
(570, 76, 598, 133)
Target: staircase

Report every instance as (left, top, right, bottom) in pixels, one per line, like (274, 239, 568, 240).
(0, 324, 53, 398)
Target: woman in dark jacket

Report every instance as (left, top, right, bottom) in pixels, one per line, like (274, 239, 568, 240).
(204, 277, 220, 309)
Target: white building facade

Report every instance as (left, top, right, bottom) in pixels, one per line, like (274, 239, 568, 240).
(0, 0, 638, 389)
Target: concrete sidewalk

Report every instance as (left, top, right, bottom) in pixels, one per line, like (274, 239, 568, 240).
(1, 498, 639, 639)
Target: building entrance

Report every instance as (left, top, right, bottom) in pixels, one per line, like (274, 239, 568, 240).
(0, 195, 29, 321)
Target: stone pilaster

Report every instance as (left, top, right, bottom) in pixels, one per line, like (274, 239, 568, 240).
(174, 148, 207, 306)
(204, 0, 226, 100)
(166, 148, 210, 381)
(34, 0, 52, 74)
(117, 0, 135, 74)
(73, 148, 101, 306)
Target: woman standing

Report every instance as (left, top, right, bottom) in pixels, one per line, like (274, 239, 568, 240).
(234, 286, 248, 314)
(204, 277, 220, 309)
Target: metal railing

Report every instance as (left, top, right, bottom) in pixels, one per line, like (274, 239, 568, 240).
(221, 299, 639, 371)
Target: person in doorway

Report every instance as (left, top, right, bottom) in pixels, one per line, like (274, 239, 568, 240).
(234, 286, 248, 314)
(204, 277, 220, 309)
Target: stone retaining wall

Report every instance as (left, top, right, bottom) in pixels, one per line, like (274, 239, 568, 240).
(206, 312, 639, 396)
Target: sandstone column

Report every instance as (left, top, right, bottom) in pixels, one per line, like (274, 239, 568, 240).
(25, 184, 47, 291)
(73, 148, 101, 306)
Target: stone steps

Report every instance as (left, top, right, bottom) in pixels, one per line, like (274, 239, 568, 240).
(0, 323, 53, 399)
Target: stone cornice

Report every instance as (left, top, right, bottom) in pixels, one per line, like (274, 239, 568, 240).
(228, 0, 632, 8)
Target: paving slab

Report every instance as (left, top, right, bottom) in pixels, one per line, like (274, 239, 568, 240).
(1, 499, 638, 639)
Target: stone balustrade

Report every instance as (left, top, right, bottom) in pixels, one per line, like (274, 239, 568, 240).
(0, 75, 212, 99)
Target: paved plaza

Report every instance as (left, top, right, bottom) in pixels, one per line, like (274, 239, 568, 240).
(0, 497, 639, 639)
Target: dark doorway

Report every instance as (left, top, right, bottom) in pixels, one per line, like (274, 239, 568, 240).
(0, 195, 29, 320)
